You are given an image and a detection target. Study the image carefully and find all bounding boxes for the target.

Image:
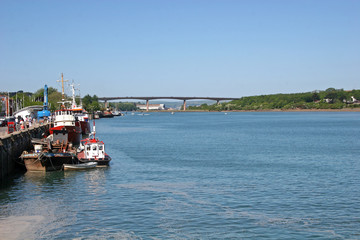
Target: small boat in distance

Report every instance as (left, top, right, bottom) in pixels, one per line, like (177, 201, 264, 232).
(77, 121, 112, 166)
(112, 110, 123, 116)
(101, 109, 114, 118)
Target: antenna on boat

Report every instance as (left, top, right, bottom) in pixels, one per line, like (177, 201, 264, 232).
(78, 84, 83, 107)
(70, 80, 76, 109)
(69, 80, 81, 109)
(92, 120, 96, 138)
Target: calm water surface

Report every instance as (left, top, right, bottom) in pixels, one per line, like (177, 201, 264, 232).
(1, 112, 360, 239)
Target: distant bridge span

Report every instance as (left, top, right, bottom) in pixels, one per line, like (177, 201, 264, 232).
(98, 96, 240, 111)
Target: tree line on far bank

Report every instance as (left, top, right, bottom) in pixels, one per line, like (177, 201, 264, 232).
(188, 88, 360, 111)
(1, 87, 62, 112)
(81, 95, 137, 112)
(1, 87, 138, 114)
(3, 87, 360, 114)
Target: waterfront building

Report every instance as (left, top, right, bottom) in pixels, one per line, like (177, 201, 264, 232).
(136, 104, 166, 110)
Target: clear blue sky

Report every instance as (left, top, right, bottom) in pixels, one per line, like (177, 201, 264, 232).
(1, 0, 359, 98)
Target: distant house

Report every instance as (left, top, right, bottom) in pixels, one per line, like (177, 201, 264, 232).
(351, 96, 360, 104)
(136, 104, 166, 110)
(343, 96, 360, 104)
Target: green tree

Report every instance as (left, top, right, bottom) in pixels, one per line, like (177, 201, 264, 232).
(312, 92, 320, 101)
(82, 94, 100, 112)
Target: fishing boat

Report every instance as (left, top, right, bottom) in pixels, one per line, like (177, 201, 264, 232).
(73, 109, 90, 135)
(49, 74, 82, 145)
(77, 121, 111, 166)
(49, 109, 82, 145)
(21, 151, 77, 172)
(63, 162, 97, 170)
(112, 110, 123, 116)
(20, 133, 78, 171)
(101, 109, 114, 118)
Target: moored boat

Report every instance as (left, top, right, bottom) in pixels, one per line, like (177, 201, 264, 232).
(22, 151, 77, 171)
(49, 109, 82, 145)
(76, 112, 91, 135)
(63, 162, 97, 170)
(112, 110, 123, 116)
(20, 135, 78, 172)
(49, 74, 82, 145)
(101, 109, 114, 118)
(77, 121, 111, 166)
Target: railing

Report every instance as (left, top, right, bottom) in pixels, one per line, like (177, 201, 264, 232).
(0, 120, 52, 137)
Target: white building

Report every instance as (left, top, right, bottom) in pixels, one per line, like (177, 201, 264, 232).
(13, 105, 43, 120)
(137, 104, 166, 110)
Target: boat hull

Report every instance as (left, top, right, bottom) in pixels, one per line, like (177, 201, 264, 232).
(101, 111, 114, 118)
(80, 121, 90, 135)
(77, 151, 111, 166)
(101, 114, 114, 118)
(22, 152, 77, 171)
(50, 125, 81, 145)
(63, 162, 97, 170)
(78, 158, 111, 166)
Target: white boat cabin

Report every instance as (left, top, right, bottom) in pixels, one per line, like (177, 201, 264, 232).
(54, 110, 76, 127)
(81, 140, 106, 159)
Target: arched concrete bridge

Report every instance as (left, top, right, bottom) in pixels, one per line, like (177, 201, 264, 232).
(98, 96, 240, 111)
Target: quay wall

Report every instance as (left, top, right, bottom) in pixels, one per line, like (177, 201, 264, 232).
(0, 124, 50, 181)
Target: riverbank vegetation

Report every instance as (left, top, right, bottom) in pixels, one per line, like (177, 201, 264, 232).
(188, 88, 360, 111)
(108, 102, 138, 111)
(3, 87, 360, 114)
(82, 94, 101, 112)
(1, 87, 63, 112)
(1, 87, 139, 114)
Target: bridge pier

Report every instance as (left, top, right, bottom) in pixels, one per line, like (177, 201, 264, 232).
(104, 100, 108, 109)
(183, 100, 187, 111)
(146, 99, 149, 112)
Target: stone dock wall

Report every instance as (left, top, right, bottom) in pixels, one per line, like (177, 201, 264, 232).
(0, 124, 50, 181)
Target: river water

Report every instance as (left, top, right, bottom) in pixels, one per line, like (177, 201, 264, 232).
(1, 112, 360, 239)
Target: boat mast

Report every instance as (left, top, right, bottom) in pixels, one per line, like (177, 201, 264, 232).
(57, 73, 68, 109)
(61, 73, 65, 101)
(78, 86, 83, 108)
(92, 120, 96, 139)
(70, 81, 76, 109)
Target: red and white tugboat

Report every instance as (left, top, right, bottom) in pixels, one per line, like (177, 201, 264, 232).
(77, 121, 111, 166)
(50, 109, 82, 145)
(49, 74, 82, 145)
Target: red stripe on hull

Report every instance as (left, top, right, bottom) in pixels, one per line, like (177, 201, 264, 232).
(50, 125, 82, 145)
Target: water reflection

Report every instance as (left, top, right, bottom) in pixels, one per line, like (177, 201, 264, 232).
(24, 171, 66, 185)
